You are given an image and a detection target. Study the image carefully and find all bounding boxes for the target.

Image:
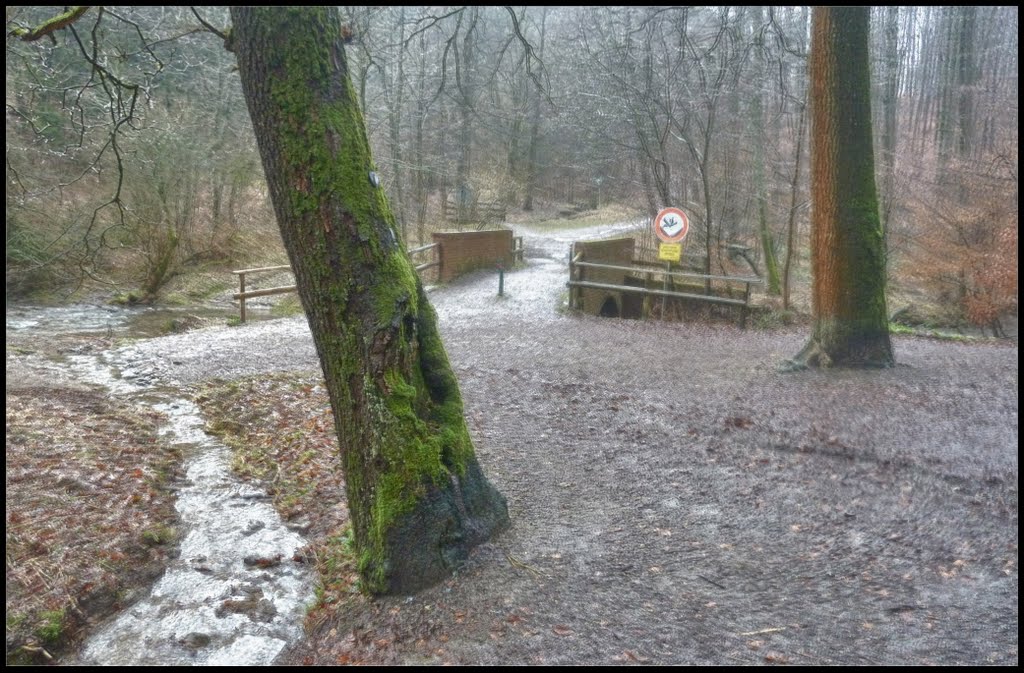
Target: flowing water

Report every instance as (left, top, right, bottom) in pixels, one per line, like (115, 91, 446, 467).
(77, 388, 314, 666)
(8, 307, 316, 666)
(5, 302, 277, 339)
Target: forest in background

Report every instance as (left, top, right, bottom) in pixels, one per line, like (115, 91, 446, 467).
(5, 6, 1018, 332)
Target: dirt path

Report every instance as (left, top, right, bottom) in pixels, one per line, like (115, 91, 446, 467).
(7, 221, 1018, 665)
(293, 224, 1016, 666)
(334, 320, 1015, 666)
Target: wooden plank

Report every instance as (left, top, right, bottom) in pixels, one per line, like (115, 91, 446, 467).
(231, 264, 292, 275)
(511, 236, 524, 262)
(407, 243, 439, 255)
(574, 260, 760, 284)
(415, 261, 441, 272)
(232, 284, 298, 300)
(567, 280, 748, 307)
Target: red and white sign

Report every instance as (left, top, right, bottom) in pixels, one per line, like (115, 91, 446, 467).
(653, 207, 690, 243)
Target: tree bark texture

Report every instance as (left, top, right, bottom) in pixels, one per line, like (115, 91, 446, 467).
(792, 7, 893, 368)
(522, 6, 547, 212)
(879, 6, 899, 242)
(753, 6, 781, 295)
(782, 100, 806, 312)
(455, 8, 479, 227)
(230, 7, 509, 594)
(955, 6, 978, 159)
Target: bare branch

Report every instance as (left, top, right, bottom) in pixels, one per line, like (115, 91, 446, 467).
(103, 8, 164, 70)
(503, 6, 550, 101)
(9, 6, 91, 42)
(405, 7, 465, 47)
(190, 6, 230, 43)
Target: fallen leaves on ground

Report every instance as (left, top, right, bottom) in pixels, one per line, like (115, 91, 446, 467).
(6, 387, 180, 663)
(197, 375, 355, 624)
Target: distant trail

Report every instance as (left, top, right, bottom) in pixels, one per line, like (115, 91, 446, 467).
(106, 220, 647, 387)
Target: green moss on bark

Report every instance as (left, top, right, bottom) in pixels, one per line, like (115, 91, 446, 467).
(232, 7, 508, 596)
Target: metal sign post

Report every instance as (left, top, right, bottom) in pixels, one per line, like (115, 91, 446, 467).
(653, 207, 691, 321)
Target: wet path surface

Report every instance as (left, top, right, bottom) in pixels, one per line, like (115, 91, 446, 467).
(4, 221, 638, 665)
(54, 220, 647, 388)
(6, 220, 1018, 665)
(76, 387, 314, 666)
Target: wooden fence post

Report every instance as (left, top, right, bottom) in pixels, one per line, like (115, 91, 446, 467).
(239, 272, 246, 323)
(643, 271, 653, 319)
(741, 281, 752, 329)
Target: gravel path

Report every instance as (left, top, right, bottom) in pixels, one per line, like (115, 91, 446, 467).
(72, 223, 1021, 665)
(102, 220, 648, 388)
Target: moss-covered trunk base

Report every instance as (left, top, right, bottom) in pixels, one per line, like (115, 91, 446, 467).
(378, 458, 508, 594)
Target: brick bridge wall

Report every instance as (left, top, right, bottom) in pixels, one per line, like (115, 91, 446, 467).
(572, 237, 636, 317)
(433, 229, 514, 282)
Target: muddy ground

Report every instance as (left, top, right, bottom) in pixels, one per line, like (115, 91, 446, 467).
(5, 221, 1018, 665)
(279, 319, 1017, 666)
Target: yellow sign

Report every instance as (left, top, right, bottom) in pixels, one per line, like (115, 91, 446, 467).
(658, 243, 682, 262)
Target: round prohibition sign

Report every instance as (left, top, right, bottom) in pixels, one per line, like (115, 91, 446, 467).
(654, 207, 690, 243)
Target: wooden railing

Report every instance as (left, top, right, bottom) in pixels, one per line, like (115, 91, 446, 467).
(444, 198, 507, 225)
(512, 236, 525, 264)
(476, 200, 507, 223)
(232, 241, 444, 323)
(231, 265, 294, 323)
(408, 242, 440, 273)
(568, 253, 761, 327)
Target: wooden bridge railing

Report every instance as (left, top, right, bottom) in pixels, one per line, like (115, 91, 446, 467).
(512, 236, 525, 264)
(232, 242, 444, 323)
(231, 265, 294, 324)
(408, 242, 440, 273)
(567, 254, 762, 327)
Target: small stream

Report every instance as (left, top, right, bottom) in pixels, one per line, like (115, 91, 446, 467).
(5, 302, 279, 340)
(6, 222, 659, 665)
(79, 388, 314, 666)
(8, 306, 316, 666)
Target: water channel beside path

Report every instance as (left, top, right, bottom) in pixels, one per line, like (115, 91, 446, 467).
(77, 390, 314, 666)
(8, 311, 316, 666)
(6, 221, 645, 665)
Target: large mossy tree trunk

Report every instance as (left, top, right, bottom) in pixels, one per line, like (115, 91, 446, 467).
(230, 7, 509, 594)
(788, 7, 894, 369)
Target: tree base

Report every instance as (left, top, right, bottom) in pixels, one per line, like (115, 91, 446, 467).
(379, 458, 509, 594)
(781, 335, 894, 372)
(779, 338, 832, 371)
